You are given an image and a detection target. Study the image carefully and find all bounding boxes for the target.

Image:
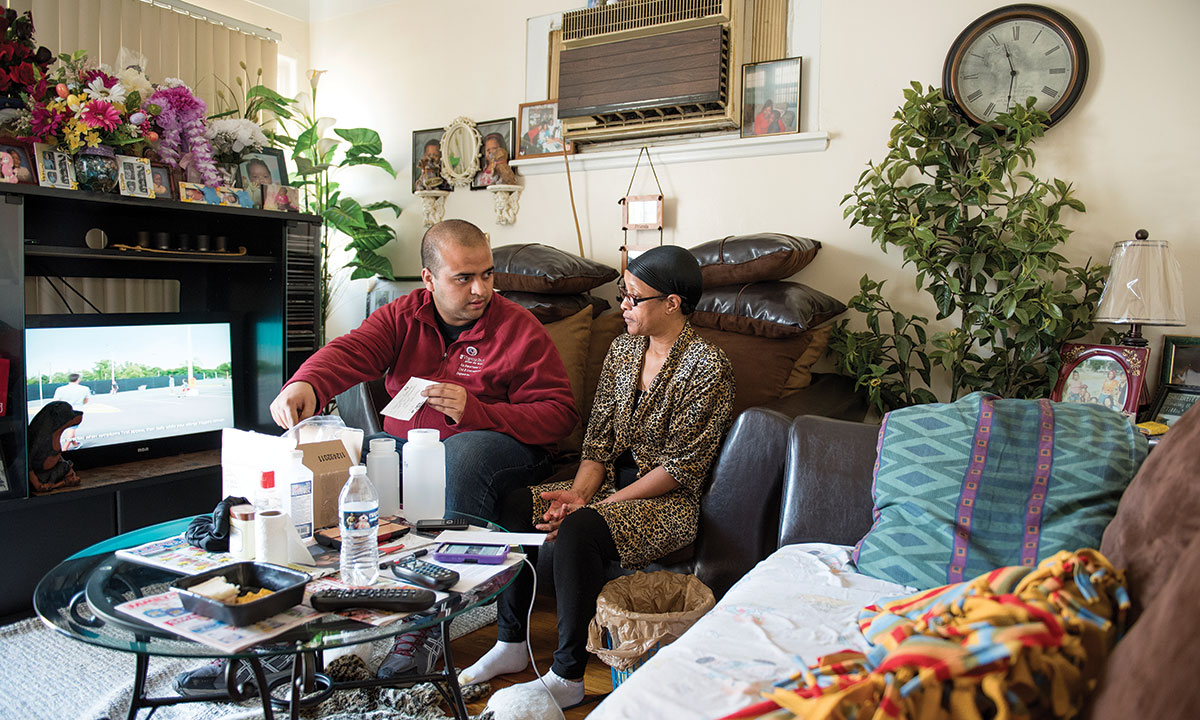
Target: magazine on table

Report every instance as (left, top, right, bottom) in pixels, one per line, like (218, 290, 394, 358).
(115, 534, 238, 575)
(115, 590, 324, 653)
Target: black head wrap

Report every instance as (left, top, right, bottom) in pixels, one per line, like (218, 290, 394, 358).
(626, 245, 703, 311)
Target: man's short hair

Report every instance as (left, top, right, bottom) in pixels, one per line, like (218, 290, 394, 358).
(68, 373, 80, 382)
(421, 220, 489, 274)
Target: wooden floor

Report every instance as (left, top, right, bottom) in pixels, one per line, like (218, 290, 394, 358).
(450, 593, 614, 719)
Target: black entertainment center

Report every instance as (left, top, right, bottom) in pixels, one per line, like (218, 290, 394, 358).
(0, 184, 321, 619)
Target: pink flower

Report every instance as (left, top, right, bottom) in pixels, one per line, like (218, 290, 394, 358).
(80, 69, 117, 88)
(29, 104, 62, 139)
(79, 99, 121, 131)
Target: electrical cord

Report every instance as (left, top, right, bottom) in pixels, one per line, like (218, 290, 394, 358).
(521, 555, 568, 720)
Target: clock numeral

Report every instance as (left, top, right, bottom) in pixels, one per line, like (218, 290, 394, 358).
(969, 52, 985, 60)
(1044, 46, 1061, 56)
(967, 90, 984, 102)
(984, 102, 996, 117)
(1041, 86, 1059, 98)
(1048, 68, 1066, 75)
(962, 73, 979, 80)
(988, 33, 1000, 46)
(1032, 29, 1043, 45)
(1012, 25, 1020, 41)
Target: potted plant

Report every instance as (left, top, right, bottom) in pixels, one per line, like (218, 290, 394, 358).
(829, 83, 1108, 414)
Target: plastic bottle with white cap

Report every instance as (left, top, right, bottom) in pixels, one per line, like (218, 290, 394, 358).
(402, 429, 445, 522)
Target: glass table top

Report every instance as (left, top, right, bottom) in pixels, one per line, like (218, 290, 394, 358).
(34, 512, 519, 660)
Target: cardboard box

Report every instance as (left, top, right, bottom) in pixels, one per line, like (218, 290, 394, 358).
(299, 439, 354, 530)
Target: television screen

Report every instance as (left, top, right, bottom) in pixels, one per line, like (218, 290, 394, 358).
(25, 318, 236, 464)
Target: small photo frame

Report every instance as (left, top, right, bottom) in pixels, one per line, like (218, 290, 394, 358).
(471, 117, 517, 190)
(214, 186, 242, 207)
(264, 183, 299, 212)
(412, 127, 451, 192)
(117, 155, 154, 198)
(741, 57, 802, 138)
(516, 100, 571, 159)
(237, 148, 288, 188)
(0, 138, 35, 184)
(1051, 342, 1150, 420)
(149, 163, 176, 200)
(621, 195, 664, 231)
(33, 142, 77, 190)
(178, 181, 211, 204)
(1147, 384, 1200, 428)
(1158, 335, 1200, 387)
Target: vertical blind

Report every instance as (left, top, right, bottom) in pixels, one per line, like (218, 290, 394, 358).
(3, 0, 278, 115)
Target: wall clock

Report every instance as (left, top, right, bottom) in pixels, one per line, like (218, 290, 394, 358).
(943, 4, 1088, 127)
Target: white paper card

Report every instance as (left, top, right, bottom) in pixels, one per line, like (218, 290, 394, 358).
(380, 377, 437, 421)
(434, 530, 548, 547)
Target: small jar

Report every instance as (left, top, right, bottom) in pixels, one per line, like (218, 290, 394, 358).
(194, 233, 210, 252)
(153, 231, 171, 250)
(229, 504, 256, 560)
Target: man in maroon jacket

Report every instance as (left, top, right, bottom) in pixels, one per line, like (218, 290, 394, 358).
(268, 219, 577, 522)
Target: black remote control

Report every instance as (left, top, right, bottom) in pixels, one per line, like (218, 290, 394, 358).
(390, 555, 460, 591)
(309, 587, 436, 613)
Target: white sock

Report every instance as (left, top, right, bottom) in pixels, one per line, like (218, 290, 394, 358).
(522, 670, 584, 709)
(458, 640, 529, 685)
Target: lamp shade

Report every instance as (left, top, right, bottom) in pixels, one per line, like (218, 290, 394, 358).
(1094, 230, 1185, 326)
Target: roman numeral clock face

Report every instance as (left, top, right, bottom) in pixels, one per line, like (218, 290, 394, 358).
(943, 4, 1089, 127)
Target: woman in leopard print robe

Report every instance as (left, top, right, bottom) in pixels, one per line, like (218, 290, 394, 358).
(461, 246, 735, 706)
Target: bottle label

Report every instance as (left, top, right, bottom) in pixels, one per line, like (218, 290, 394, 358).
(341, 507, 378, 532)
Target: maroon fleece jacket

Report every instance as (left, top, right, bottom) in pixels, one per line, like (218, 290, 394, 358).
(288, 289, 578, 451)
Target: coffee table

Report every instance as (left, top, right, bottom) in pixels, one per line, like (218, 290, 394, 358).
(34, 512, 520, 720)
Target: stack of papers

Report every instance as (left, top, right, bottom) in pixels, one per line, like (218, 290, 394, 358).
(115, 591, 323, 653)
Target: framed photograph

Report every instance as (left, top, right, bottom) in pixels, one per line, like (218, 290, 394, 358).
(516, 100, 572, 159)
(1159, 335, 1200, 387)
(149, 163, 176, 200)
(33, 142, 77, 190)
(621, 195, 663, 231)
(263, 183, 300, 212)
(471, 117, 517, 190)
(116, 155, 153, 198)
(178, 181, 213, 204)
(741, 57, 802, 138)
(0, 138, 35, 184)
(237, 148, 288, 188)
(1051, 343, 1150, 420)
(412, 127, 451, 192)
(1147, 384, 1200, 428)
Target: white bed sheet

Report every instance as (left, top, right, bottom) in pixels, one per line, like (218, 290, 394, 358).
(589, 543, 913, 720)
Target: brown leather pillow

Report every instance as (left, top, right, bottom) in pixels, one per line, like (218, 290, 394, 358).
(694, 326, 828, 416)
(1100, 401, 1200, 621)
(582, 311, 629, 425)
(690, 233, 821, 288)
(492, 244, 619, 294)
(542, 306, 593, 454)
(499, 291, 611, 323)
(691, 281, 847, 339)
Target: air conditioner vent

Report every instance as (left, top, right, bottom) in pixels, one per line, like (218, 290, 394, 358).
(562, 0, 730, 45)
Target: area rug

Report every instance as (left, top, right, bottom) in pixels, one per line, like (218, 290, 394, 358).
(0, 604, 496, 720)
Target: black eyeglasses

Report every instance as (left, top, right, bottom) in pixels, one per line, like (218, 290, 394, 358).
(616, 284, 668, 307)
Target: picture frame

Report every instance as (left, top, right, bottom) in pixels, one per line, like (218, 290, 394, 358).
(471, 117, 517, 190)
(263, 183, 299, 212)
(178, 181, 213, 204)
(1158, 335, 1200, 387)
(621, 195, 664, 231)
(33, 142, 77, 190)
(116, 155, 154, 198)
(1050, 342, 1150, 420)
(1147, 384, 1200, 428)
(237, 148, 288, 188)
(516, 100, 572, 159)
(740, 57, 802, 138)
(149, 163, 176, 200)
(0, 138, 36, 184)
(412, 127, 452, 192)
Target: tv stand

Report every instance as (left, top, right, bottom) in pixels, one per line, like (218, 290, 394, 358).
(0, 185, 321, 617)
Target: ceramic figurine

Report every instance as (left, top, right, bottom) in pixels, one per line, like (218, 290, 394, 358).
(27, 400, 82, 492)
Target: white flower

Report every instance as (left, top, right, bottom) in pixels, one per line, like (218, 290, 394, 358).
(205, 118, 270, 157)
(86, 76, 126, 104)
(117, 68, 153, 100)
(163, 77, 188, 89)
(308, 70, 327, 89)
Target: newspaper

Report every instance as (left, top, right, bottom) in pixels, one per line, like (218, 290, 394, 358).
(115, 590, 323, 653)
(115, 534, 238, 575)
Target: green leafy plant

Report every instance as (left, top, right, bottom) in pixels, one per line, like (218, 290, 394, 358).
(829, 83, 1108, 414)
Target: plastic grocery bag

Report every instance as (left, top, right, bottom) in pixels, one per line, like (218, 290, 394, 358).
(586, 570, 715, 671)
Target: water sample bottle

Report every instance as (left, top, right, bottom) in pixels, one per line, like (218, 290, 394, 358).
(254, 470, 288, 564)
(338, 465, 379, 586)
(402, 428, 445, 522)
(367, 437, 401, 518)
(284, 450, 315, 540)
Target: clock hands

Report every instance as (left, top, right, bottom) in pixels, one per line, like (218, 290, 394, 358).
(1003, 44, 1017, 112)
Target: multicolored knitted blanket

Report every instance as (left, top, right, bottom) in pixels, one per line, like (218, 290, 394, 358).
(720, 549, 1128, 720)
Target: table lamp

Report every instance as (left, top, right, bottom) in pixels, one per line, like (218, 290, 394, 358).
(1094, 229, 1185, 346)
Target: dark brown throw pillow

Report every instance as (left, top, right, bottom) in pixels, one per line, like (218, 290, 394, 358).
(694, 326, 828, 416)
(691, 281, 847, 339)
(690, 233, 821, 288)
(499, 291, 611, 324)
(492, 244, 619, 295)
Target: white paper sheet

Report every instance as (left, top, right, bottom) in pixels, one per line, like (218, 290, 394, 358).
(380, 377, 438, 421)
(433, 529, 547, 547)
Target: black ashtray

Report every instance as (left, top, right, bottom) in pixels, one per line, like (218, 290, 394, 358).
(172, 562, 309, 626)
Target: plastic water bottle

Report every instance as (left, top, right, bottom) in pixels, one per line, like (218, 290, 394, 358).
(402, 429, 446, 522)
(338, 465, 379, 586)
(367, 438, 401, 518)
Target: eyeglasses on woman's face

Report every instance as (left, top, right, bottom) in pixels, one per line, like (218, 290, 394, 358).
(616, 282, 668, 308)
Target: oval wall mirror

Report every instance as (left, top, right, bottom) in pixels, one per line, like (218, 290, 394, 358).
(440, 117, 482, 189)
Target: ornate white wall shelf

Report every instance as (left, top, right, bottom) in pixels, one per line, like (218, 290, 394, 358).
(414, 189, 450, 227)
(487, 184, 522, 225)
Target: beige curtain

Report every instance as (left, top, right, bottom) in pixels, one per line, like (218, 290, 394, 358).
(5, 0, 278, 115)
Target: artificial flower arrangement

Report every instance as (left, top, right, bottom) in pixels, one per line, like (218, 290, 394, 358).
(205, 117, 269, 164)
(0, 10, 53, 100)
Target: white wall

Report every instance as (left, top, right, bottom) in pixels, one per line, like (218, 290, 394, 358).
(303, 0, 1198, 395)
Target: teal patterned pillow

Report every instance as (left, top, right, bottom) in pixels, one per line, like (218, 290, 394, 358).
(852, 392, 1147, 590)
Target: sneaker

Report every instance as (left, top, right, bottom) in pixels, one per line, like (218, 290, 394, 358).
(377, 626, 443, 679)
(172, 654, 294, 698)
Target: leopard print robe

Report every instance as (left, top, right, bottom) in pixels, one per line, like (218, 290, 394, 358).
(530, 321, 735, 569)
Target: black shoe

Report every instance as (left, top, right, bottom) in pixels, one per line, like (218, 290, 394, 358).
(172, 655, 294, 698)
(377, 626, 443, 679)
